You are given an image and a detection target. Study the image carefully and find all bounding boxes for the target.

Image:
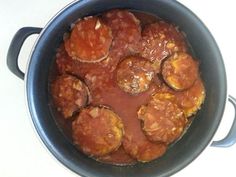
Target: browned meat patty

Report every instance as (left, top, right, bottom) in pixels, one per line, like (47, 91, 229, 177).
(72, 106, 124, 157)
(157, 78, 206, 117)
(141, 21, 188, 73)
(64, 16, 113, 62)
(138, 93, 187, 144)
(123, 131, 167, 162)
(51, 74, 89, 118)
(103, 9, 142, 56)
(162, 52, 199, 90)
(116, 56, 155, 95)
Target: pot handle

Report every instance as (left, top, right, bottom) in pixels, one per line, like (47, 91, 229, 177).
(211, 95, 236, 147)
(7, 27, 42, 80)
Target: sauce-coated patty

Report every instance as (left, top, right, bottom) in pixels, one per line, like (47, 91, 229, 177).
(72, 106, 124, 157)
(65, 16, 113, 62)
(158, 78, 205, 117)
(103, 9, 141, 55)
(51, 74, 89, 118)
(138, 93, 187, 144)
(141, 21, 187, 73)
(162, 52, 199, 91)
(116, 56, 155, 95)
(123, 131, 167, 162)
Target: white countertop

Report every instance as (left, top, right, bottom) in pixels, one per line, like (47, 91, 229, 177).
(1, 0, 236, 176)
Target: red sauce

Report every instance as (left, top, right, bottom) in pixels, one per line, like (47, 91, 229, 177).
(50, 10, 205, 165)
(70, 49, 162, 164)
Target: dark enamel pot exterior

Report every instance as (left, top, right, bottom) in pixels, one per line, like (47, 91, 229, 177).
(7, 0, 236, 177)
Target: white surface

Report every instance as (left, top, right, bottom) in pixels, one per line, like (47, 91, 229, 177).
(0, 0, 236, 176)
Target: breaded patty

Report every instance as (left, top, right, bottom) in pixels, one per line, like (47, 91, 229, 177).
(51, 74, 89, 118)
(116, 56, 155, 95)
(65, 16, 113, 62)
(141, 21, 187, 72)
(138, 93, 187, 144)
(72, 106, 124, 157)
(162, 52, 199, 90)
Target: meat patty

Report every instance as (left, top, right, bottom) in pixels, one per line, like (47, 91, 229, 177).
(123, 132, 167, 162)
(138, 93, 187, 144)
(141, 21, 188, 72)
(51, 74, 89, 118)
(157, 78, 206, 117)
(116, 56, 155, 95)
(72, 106, 124, 157)
(162, 52, 199, 90)
(56, 45, 79, 75)
(103, 9, 142, 57)
(174, 78, 205, 117)
(97, 146, 136, 165)
(64, 16, 113, 62)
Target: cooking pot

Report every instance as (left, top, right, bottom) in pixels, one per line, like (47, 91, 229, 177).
(6, 0, 236, 176)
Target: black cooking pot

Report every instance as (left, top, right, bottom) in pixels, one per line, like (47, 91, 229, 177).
(7, 0, 236, 176)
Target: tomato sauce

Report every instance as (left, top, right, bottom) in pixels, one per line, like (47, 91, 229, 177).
(49, 10, 205, 165)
